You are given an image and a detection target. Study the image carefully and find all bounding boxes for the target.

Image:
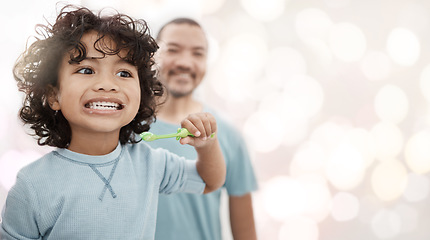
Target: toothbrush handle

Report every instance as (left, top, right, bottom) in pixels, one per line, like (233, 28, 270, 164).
(144, 128, 216, 141)
(177, 128, 215, 139)
(154, 132, 181, 140)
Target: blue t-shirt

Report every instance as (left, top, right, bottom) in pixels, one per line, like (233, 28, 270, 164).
(0, 142, 204, 240)
(150, 108, 258, 240)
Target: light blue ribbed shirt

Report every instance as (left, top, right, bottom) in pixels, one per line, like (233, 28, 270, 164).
(0, 142, 205, 239)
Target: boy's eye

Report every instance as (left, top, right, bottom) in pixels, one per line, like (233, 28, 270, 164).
(77, 68, 94, 74)
(116, 71, 132, 78)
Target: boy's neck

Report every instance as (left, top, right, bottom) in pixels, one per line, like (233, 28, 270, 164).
(156, 95, 203, 124)
(68, 132, 119, 156)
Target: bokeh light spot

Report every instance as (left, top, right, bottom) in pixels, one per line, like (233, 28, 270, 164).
(302, 39, 333, 70)
(419, 64, 430, 103)
(243, 111, 285, 153)
(345, 128, 377, 168)
(329, 22, 366, 62)
(265, 47, 307, 88)
(279, 216, 319, 240)
(262, 176, 306, 220)
(281, 75, 324, 118)
(258, 93, 309, 147)
(374, 85, 409, 124)
(325, 143, 365, 190)
(404, 130, 430, 174)
(370, 122, 404, 161)
(310, 119, 352, 153)
(213, 33, 268, 101)
(331, 192, 360, 222)
(386, 28, 420, 66)
(297, 174, 332, 222)
(371, 160, 408, 201)
(290, 141, 327, 176)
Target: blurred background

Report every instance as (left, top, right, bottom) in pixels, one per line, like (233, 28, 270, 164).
(1, 0, 430, 239)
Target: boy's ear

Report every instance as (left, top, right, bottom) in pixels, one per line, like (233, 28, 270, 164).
(47, 85, 60, 111)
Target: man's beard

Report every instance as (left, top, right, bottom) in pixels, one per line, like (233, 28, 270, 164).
(160, 72, 195, 98)
(168, 88, 193, 98)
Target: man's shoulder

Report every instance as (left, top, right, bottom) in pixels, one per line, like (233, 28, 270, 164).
(204, 105, 237, 131)
(203, 105, 247, 151)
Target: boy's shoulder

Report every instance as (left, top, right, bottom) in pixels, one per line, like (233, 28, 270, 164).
(126, 141, 176, 160)
(16, 143, 181, 178)
(18, 150, 59, 174)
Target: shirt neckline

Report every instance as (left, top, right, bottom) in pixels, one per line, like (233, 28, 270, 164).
(54, 143, 122, 165)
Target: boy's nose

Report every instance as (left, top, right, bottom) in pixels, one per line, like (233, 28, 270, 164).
(94, 75, 119, 92)
(97, 85, 117, 91)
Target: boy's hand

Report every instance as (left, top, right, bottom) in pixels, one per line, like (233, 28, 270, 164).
(182, 112, 225, 194)
(179, 112, 217, 148)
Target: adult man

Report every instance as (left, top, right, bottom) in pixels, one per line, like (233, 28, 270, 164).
(149, 18, 258, 240)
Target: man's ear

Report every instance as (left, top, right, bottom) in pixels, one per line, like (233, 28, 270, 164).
(47, 85, 60, 111)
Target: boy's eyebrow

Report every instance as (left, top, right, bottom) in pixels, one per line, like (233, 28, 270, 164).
(69, 56, 101, 65)
(87, 56, 104, 60)
(79, 56, 133, 65)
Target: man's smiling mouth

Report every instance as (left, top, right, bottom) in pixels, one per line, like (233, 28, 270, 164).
(85, 101, 124, 110)
(169, 70, 195, 79)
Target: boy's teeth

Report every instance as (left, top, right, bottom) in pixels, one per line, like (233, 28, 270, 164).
(87, 101, 121, 110)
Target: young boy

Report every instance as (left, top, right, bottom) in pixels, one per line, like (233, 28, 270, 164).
(0, 5, 225, 240)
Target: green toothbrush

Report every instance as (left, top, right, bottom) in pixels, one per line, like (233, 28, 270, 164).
(140, 128, 215, 142)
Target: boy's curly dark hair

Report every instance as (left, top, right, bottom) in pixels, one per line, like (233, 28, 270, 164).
(13, 5, 163, 148)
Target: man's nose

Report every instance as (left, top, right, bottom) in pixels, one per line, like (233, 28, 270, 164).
(174, 52, 194, 69)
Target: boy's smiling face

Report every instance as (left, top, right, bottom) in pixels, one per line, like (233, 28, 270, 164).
(49, 31, 141, 152)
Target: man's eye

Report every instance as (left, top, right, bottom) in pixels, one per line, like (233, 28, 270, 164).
(77, 68, 94, 74)
(117, 71, 132, 78)
(194, 52, 204, 57)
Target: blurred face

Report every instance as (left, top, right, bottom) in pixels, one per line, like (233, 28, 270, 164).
(50, 31, 141, 141)
(155, 23, 208, 98)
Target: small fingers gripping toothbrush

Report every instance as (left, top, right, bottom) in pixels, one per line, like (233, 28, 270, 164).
(140, 128, 215, 142)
